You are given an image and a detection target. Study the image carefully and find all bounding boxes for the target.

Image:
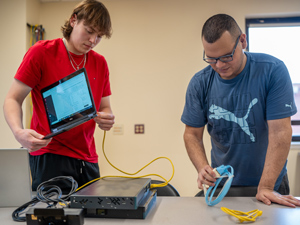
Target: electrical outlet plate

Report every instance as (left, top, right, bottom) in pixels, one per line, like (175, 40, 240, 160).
(135, 124, 144, 134)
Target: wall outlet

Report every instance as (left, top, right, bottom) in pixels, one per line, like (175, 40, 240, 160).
(135, 124, 144, 134)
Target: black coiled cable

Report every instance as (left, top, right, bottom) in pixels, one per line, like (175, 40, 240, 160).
(12, 176, 78, 222)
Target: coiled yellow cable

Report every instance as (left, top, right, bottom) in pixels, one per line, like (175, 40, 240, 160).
(221, 207, 263, 223)
(76, 131, 175, 191)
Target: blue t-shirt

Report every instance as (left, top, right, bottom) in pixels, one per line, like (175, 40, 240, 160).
(181, 52, 297, 190)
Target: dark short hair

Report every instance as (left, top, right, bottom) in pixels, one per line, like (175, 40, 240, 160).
(61, 0, 112, 39)
(201, 14, 241, 43)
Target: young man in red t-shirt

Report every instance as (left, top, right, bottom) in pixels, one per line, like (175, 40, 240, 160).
(3, 0, 115, 192)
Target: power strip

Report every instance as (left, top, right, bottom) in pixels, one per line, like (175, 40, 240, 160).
(26, 208, 84, 225)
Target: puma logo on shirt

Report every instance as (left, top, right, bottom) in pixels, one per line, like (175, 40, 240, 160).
(285, 103, 292, 109)
(209, 98, 258, 142)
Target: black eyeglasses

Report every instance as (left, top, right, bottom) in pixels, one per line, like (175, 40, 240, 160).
(203, 35, 241, 64)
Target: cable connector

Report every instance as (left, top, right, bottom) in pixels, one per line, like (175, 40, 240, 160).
(202, 167, 224, 195)
(215, 165, 230, 177)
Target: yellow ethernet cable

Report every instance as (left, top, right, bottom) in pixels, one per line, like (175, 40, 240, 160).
(221, 207, 263, 223)
(76, 131, 175, 191)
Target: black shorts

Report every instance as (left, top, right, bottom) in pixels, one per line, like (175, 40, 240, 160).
(29, 153, 100, 193)
(276, 173, 290, 195)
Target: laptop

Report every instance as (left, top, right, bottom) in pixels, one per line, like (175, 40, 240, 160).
(41, 68, 97, 139)
(0, 148, 32, 207)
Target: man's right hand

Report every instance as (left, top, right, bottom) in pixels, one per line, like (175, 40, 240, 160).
(14, 129, 52, 152)
(197, 164, 217, 189)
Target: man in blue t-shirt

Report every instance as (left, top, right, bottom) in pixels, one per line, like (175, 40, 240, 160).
(181, 14, 300, 207)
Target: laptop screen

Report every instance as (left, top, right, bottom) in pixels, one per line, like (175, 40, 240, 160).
(41, 68, 96, 132)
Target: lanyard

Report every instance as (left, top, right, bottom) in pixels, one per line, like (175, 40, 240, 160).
(204, 165, 234, 206)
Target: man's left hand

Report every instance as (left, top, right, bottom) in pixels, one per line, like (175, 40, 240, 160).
(94, 112, 115, 131)
(256, 188, 300, 207)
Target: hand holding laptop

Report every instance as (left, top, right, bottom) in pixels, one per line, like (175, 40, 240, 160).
(14, 128, 52, 152)
(94, 112, 115, 131)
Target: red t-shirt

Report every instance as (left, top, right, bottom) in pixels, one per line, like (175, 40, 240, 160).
(15, 38, 111, 163)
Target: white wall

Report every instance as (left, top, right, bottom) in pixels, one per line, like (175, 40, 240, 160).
(1, 0, 300, 196)
(0, 0, 27, 148)
(288, 144, 300, 196)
